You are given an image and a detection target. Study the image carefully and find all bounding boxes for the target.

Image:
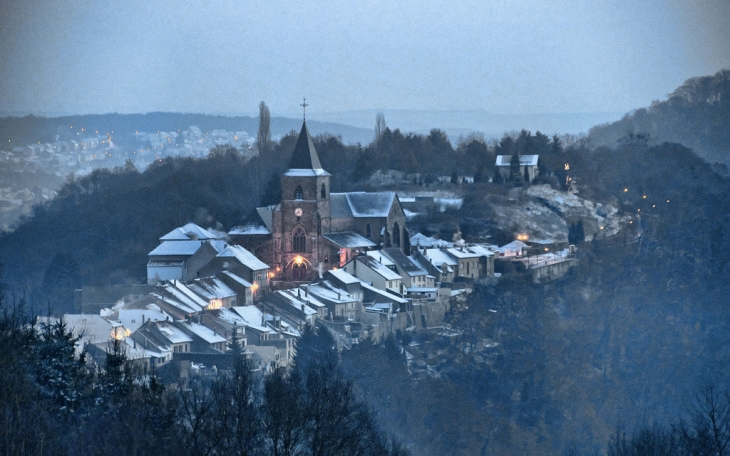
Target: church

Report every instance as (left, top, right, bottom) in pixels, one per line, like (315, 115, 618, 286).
(230, 120, 408, 283)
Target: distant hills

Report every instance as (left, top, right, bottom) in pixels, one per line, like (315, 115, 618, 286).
(0, 113, 375, 148)
(310, 109, 623, 140)
(589, 69, 730, 166)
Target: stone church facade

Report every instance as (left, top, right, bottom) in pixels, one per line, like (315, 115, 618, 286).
(230, 121, 408, 283)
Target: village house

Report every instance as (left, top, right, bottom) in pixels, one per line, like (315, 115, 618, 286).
(495, 154, 539, 181)
(342, 254, 403, 296)
(199, 245, 271, 298)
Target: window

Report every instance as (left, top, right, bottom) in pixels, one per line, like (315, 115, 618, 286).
(366, 223, 371, 238)
(295, 186, 303, 200)
(321, 183, 326, 199)
(293, 227, 306, 252)
(393, 222, 401, 247)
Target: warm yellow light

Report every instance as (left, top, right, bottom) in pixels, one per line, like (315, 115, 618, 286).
(564, 163, 570, 170)
(642, 195, 647, 199)
(251, 283, 259, 292)
(624, 188, 628, 192)
(516, 234, 529, 241)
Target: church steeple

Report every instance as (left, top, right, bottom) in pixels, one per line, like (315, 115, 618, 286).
(288, 121, 323, 170)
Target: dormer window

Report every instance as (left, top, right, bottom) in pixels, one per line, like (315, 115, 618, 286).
(295, 186, 303, 200)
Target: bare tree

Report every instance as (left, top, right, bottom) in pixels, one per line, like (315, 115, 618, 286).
(257, 101, 272, 155)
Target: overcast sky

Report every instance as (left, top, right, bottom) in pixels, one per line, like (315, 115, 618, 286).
(1, 0, 729, 118)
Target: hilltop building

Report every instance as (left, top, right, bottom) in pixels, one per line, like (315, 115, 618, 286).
(230, 121, 408, 283)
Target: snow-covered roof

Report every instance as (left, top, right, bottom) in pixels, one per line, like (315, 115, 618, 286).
(366, 250, 395, 267)
(178, 321, 226, 344)
(118, 309, 168, 333)
(281, 288, 327, 309)
(466, 244, 496, 257)
(148, 240, 203, 257)
(447, 247, 482, 259)
(356, 256, 402, 281)
(273, 290, 319, 315)
(283, 168, 331, 177)
(155, 321, 193, 344)
(305, 282, 356, 304)
(495, 154, 539, 166)
(188, 277, 236, 300)
(410, 233, 453, 248)
(360, 281, 409, 304)
(160, 223, 222, 241)
(423, 249, 458, 267)
(228, 225, 270, 235)
(323, 232, 376, 248)
(327, 268, 360, 285)
(498, 240, 528, 254)
(229, 306, 271, 333)
(330, 192, 397, 218)
(381, 248, 428, 277)
(61, 314, 122, 345)
(217, 245, 269, 271)
(220, 270, 253, 288)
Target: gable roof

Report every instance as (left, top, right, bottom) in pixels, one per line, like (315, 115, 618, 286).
(149, 240, 204, 257)
(355, 255, 402, 281)
(330, 192, 398, 218)
(288, 121, 324, 171)
(160, 223, 222, 241)
(323, 232, 376, 249)
(381, 248, 428, 276)
(217, 245, 270, 271)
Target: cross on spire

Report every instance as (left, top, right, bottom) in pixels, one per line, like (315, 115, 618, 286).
(300, 98, 309, 121)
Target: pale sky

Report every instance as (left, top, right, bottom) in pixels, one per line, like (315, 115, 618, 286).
(1, 0, 728, 118)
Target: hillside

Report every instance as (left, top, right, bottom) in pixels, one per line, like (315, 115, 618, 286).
(588, 69, 730, 166)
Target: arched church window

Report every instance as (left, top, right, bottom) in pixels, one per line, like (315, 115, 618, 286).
(393, 222, 401, 247)
(366, 223, 371, 238)
(295, 186, 303, 200)
(321, 183, 326, 200)
(293, 227, 306, 252)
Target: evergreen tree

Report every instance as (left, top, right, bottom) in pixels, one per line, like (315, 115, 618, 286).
(510, 151, 522, 182)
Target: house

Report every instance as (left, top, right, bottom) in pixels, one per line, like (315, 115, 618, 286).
(186, 276, 238, 309)
(216, 270, 255, 306)
(302, 281, 361, 322)
(174, 320, 227, 353)
(199, 245, 270, 298)
(445, 245, 483, 280)
(379, 247, 434, 289)
(259, 288, 319, 331)
(342, 255, 403, 296)
(147, 239, 228, 284)
(412, 248, 457, 283)
(496, 154, 539, 181)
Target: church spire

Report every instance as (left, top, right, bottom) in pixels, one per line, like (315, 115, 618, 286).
(288, 120, 323, 170)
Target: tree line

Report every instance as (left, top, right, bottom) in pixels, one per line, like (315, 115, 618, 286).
(0, 290, 407, 456)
